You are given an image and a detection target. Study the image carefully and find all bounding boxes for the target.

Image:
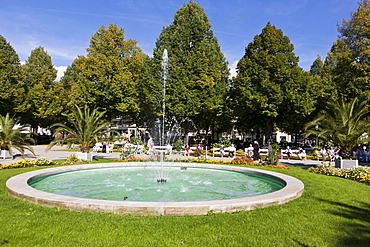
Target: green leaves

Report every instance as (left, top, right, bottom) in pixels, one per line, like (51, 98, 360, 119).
(232, 22, 317, 136)
(154, 1, 229, 132)
(61, 24, 151, 122)
(17, 46, 60, 128)
(305, 97, 370, 152)
(0, 113, 35, 156)
(48, 105, 113, 152)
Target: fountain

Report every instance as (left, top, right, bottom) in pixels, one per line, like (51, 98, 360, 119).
(5, 49, 305, 216)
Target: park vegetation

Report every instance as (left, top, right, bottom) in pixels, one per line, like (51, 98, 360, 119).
(1, 1, 370, 151)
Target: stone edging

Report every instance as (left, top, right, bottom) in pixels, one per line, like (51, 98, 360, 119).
(6, 162, 304, 216)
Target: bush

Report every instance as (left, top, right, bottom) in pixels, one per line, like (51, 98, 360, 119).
(174, 139, 183, 152)
(265, 143, 280, 165)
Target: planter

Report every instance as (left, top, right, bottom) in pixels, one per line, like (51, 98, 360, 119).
(334, 158, 358, 169)
(76, 152, 94, 162)
(0, 150, 12, 159)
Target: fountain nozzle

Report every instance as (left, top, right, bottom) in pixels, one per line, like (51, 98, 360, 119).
(157, 178, 167, 183)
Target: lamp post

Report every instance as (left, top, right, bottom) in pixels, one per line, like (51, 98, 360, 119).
(315, 125, 319, 147)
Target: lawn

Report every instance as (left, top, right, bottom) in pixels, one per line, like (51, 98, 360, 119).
(1, 164, 369, 246)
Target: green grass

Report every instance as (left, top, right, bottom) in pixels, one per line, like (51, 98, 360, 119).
(1, 164, 369, 246)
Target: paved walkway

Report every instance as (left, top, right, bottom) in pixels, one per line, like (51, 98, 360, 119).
(0, 145, 367, 168)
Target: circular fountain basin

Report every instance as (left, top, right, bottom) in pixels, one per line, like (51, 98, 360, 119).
(6, 163, 304, 216)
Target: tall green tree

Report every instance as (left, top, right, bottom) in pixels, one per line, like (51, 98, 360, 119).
(323, 0, 370, 101)
(231, 22, 317, 141)
(153, 1, 230, 139)
(60, 24, 154, 122)
(0, 35, 24, 116)
(17, 47, 60, 130)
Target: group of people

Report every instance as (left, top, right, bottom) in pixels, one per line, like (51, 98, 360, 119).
(246, 140, 260, 161)
(354, 146, 370, 162)
(319, 146, 341, 161)
(93, 141, 112, 153)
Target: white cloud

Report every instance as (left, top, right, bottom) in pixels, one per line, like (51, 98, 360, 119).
(55, 66, 68, 81)
(229, 60, 238, 78)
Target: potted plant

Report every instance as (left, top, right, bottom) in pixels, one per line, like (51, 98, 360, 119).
(0, 113, 35, 159)
(47, 105, 114, 161)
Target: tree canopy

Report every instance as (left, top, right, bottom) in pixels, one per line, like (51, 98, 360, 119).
(0, 35, 24, 116)
(16, 46, 60, 129)
(231, 22, 317, 140)
(323, 0, 370, 101)
(60, 24, 154, 122)
(153, 1, 230, 136)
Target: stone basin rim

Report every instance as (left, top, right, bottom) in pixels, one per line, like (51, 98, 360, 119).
(6, 162, 304, 216)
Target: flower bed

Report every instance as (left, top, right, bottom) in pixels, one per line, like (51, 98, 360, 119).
(309, 164, 370, 184)
(0, 158, 54, 170)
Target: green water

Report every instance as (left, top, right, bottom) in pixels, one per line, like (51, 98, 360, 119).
(29, 167, 285, 202)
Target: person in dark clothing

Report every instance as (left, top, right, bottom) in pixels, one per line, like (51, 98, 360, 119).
(252, 140, 260, 161)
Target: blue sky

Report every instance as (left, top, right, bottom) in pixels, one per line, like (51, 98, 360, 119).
(0, 0, 359, 79)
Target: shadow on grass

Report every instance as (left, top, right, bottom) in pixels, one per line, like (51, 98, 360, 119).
(317, 198, 370, 246)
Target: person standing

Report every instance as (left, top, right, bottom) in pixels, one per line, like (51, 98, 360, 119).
(252, 140, 260, 161)
(147, 138, 154, 154)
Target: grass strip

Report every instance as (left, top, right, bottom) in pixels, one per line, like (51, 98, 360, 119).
(0, 164, 369, 246)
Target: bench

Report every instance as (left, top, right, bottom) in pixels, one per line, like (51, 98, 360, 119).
(122, 144, 145, 154)
(93, 143, 114, 153)
(181, 147, 198, 156)
(259, 148, 269, 156)
(281, 149, 306, 160)
(153, 145, 172, 155)
(243, 148, 268, 157)
(0, 150, 12, 159)
(212, 147, 230, 157)
(315, 151, 333, 161)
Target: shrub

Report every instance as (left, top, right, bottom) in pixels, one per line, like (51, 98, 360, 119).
(174, 139, 183, 152)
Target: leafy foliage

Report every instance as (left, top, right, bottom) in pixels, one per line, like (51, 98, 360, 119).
(47, 105, 113, 152)
(305, 97, 370, 157)
(231, 22, 317, 138)
(17, 46, 60, 128)
(60, 24, 154, 122)
(153, 1, 230, 134)
(0, 113, 35, 156)
(323, 0, 370, 102)
(0, 35, 24, 116)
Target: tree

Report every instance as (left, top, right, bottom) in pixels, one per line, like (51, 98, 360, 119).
(153, 1, 230, 141)
(231, 22, 317, 141)
(323, 0, 370, 101)
(60, 24, 153, 122)
(0, 35, 24, 116)
(0, 113, 35, 157)
(47, 105, 113, 152)
(304, 97, 370, 158)
(16, 47, 60, 131)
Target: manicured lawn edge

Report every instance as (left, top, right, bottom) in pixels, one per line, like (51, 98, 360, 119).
(0, 163, 369, 246)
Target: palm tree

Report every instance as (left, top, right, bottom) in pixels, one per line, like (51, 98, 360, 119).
(47, 105, 113, 153)
(0, 113, 35, 157)
(305, 97, 370, 158)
